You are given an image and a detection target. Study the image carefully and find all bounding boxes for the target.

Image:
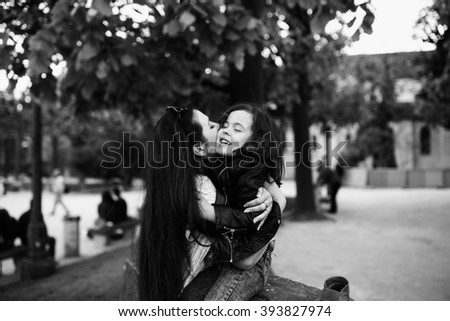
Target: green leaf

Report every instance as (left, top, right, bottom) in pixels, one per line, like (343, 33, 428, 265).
(79, 41, 100, 61)
(234, 50, 245, 71)
(235, 15, 251, 30)
(347, 17, 357, 29)
(29, 34, 53, 52)
(212, 13, 227, 27)
(110, 56, 120, 72)
(287, 0, 296, 9)
(225, 30, 240, 41)
(163, 20, 181, 37)
(51, 0, 71, 23)
(96, 61, 110, 79)
(81, 78, 99, 100)
(361, 9, 375, 35)
(28, 52, 49, 78)
(246, 42, 257, 56)
(120, 54, 135, 66)
(244, 30, 259, 41)
(39, 29, 58, 43)
(298, 0, 318, 10)
(180, 10, 196, 29)
(310, 9, 334, 34)
(0, 49, 11, 69)
(247, 18, 258, 30)
(327, 0, 348, 12)
(210, 23, 224, 35)
(199, 40, 217, 58)
(192, 5, 208, 18)
(93, 0, 112, 17)
(0, 32, 8, 45)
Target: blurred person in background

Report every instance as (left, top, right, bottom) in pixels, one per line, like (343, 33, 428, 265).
(316, 162, 342, 214)
(0, 208, 18, 251)
(50, 168, 70, 217)
(97, 177, 128, 225)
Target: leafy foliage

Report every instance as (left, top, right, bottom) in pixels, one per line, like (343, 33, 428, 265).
(415, 0, 450, 128)
(1, 0, 375, 116)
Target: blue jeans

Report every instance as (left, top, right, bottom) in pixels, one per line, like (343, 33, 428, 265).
(181, 245, 273, 301)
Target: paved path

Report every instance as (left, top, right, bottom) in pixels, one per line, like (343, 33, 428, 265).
(275, 183, 450, 301)
(1, 183, 449, 300)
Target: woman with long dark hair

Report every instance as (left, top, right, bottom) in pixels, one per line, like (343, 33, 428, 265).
(138, 106, 285, 300)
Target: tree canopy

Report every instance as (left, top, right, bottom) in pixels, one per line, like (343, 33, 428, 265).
(415, 0, 450, 128)
(1, 0, 375, 116)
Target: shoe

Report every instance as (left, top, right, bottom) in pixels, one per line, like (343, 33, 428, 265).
(319, 276, 349, 301)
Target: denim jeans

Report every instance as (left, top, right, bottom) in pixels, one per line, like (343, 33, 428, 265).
(181, 245, 273, 301)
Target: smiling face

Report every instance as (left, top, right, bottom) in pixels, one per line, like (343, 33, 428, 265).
(217, 110, 254, 155)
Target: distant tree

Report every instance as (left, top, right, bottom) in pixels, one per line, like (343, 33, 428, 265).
(415, 0, 450, 128)
(339, 55, 398, 168)
(67, 108, 147, 184)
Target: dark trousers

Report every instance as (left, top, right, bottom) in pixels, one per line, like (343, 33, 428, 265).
(328, 183, 341, 213)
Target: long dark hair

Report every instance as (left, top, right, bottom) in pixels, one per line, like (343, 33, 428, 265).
(220, 103, 285, 185)
(138, 107, 206, 300)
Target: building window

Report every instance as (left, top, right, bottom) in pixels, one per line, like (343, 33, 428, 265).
(420, 126, 431, 155)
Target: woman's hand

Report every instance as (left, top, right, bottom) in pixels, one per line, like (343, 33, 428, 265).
(243, 187, 273, 230)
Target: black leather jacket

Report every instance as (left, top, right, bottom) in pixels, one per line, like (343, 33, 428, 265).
(203, 153, 282, 263)
(212, 190, 282, 263)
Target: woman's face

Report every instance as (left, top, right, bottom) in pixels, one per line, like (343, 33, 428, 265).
(216, 110, 253, 155)
(192, 109, 219, 147)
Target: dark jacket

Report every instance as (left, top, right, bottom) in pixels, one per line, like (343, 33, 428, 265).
(0, 208, 18, 250)
(98, 190, 128, 225)
(203, 152, 282, 263)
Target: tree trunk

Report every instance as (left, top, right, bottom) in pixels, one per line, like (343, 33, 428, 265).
(51, 135, 59, 170)
(21, 101, 56, 279)
(229, 0, 264, 105)
(292, 71, 317, 219)
(14, 108, 23, 176)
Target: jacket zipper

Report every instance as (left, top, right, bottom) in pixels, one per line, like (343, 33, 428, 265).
(223, 234, 233, 262)
(222, 226, 246, 263)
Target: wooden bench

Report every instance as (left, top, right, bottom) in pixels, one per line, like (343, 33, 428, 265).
(0, 245, 27, 277)
(120, 259, 323, 301)
(87, 218, 139, 247)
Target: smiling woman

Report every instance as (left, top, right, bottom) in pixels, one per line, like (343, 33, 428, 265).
(138, 106, 284, 301)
